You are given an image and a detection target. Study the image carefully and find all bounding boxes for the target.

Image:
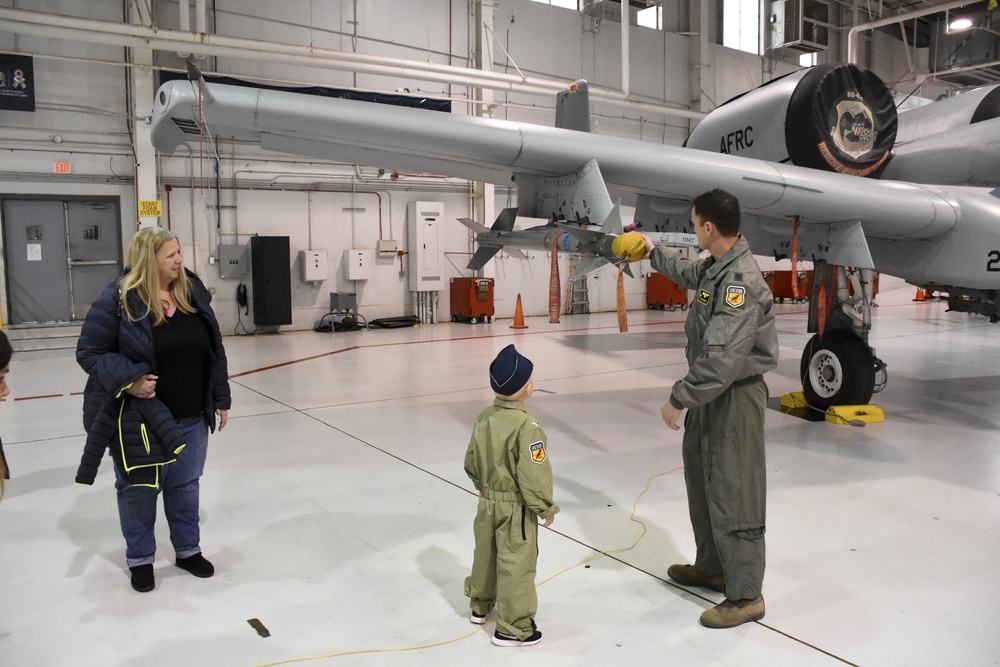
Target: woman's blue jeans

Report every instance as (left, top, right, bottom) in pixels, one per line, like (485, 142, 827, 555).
(113, 415, 208, 568)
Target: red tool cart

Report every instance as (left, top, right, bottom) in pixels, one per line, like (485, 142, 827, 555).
(647, 273, 687, 311)
(764, 270, 813, 303)
(450, 277, 494, 324)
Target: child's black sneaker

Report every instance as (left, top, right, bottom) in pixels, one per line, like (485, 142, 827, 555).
(470, 610, 492, 625)
(491, 629, 542, 647)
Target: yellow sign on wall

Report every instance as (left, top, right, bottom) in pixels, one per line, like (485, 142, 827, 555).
(138, 200, 163, 217)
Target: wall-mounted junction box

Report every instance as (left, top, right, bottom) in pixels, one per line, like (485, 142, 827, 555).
(217, 244, 248, 279)
(377, 239, 398, 257)
(346, 248, 373, 280)
(300, 250, 328, 282)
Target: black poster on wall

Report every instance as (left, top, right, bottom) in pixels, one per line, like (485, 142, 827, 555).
(0, 55, 35, 112)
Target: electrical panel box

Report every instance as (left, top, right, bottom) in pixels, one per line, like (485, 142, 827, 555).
(217, 244, 248, 279)
(377, 239, 398, 257)
(249, 236, 292, 326)
(329, 292, 358, 314)
(346, 249, 373, 281)
(300, 250, 328, 282)
(406, 201, 444, 292)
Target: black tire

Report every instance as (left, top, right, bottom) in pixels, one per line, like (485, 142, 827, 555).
(799, 330, 875, 409)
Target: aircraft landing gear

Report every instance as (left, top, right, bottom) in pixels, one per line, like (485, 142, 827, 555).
(800, 330, 875, 409)
(800, 263, 886, 409)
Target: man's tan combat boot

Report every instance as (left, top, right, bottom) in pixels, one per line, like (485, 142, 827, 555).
(667, 564, 725, 593)
(699, 596, 765, 628)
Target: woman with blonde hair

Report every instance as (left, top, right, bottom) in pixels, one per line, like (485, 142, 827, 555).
(77, 226, 231, 593)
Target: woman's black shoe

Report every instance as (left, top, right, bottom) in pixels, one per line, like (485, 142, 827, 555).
(175, 553, 215, 578)
(129, 564, 155, 592)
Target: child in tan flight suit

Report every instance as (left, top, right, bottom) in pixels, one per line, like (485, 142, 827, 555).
(464, 344, 559, 647)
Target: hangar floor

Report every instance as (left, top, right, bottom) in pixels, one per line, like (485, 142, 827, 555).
(1, 276, 998, 667)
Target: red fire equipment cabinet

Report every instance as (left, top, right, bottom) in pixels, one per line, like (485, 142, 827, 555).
(647, 273, 687, 311)
(450, 277, 494, 324)
(764, 270, 813, 303)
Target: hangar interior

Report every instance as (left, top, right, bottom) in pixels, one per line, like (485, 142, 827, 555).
(1, 1, 999, 665)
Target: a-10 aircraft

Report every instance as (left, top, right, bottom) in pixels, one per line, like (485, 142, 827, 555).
(149, 63, 1000, 409)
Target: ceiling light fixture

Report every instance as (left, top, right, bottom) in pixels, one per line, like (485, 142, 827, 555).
(946, 10, 975, 33)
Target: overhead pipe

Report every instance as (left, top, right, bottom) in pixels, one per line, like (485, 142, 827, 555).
(847, 0, 973, 64)
(0, 7, 704, 120)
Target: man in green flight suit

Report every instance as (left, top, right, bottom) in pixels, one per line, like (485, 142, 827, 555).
(464, 344, 559, 647)
(639, 188, 779, 628)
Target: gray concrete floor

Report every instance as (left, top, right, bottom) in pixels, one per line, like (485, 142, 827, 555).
(1, 276, 998, 667)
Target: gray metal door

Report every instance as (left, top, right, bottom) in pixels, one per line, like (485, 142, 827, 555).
(2, 198, 121, 324)
(67, 200, 122, 320)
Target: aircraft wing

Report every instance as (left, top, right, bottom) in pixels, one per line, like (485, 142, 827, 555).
(150, 77, 1000, 292)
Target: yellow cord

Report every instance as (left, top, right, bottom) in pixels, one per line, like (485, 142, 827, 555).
(253, 623, 490, 667)
(252, 465, 684, 667)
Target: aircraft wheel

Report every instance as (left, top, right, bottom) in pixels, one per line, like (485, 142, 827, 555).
(799, 330, 875, 409)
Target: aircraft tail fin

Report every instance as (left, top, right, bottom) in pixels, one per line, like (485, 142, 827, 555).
(458, 217, 489, 234)
(570, 255, 610, 281)
(601, 201, 624, 235)
(556, 80, 592, 133)
(467, 246, 502, 270)
(491, 207, 518, 231)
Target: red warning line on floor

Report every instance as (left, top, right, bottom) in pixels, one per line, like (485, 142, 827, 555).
(13, 393, 64, 401)
(227, 318, 688, 378)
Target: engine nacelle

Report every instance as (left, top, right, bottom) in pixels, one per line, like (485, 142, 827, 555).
(686, 64, 897, 178)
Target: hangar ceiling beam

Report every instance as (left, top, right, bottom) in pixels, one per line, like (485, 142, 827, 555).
(0, 6, 705, 121)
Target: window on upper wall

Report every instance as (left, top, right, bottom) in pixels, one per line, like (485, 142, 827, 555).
(530, 0, 580, 9)
(638, 5, 662, 29)
(723, 0, 761, 54)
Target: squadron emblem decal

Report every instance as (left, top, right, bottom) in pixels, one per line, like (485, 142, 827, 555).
(831, 100, 876, 159)
(697, 289, 711, 305)
(529, 441, 547, 464)
(725, 284, 747, 309)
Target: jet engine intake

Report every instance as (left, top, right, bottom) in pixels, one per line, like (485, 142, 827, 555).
(685, 63, 897, 178)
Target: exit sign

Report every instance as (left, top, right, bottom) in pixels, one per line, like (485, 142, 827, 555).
(53, 161, 71, 174)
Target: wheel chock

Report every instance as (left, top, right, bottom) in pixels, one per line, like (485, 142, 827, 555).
(780, 391, 808, 410)
(825, 404, 884, 425)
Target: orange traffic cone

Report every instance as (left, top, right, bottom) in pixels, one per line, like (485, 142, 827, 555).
(914, 288, 930, 302)
(510, 293, 528, 329)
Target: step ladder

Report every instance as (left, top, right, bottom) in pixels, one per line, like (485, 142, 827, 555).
(567, 277, 590, 314)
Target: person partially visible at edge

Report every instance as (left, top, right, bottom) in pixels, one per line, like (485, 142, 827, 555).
(637, 188, 779, 629)
(464, 343, 559, 648)
(76, 226, 231, 593)
(0, 330, 12, 499)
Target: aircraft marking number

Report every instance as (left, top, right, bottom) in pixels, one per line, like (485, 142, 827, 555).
(989, 250, 1000, 272)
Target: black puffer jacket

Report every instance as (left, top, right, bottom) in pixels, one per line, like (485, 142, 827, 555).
(76, 269, 231, 483)
(76, 395, 186, 487)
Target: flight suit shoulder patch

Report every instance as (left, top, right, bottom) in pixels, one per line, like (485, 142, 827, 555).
(724, 283, 747, 309)
(528, 441, 547, 464)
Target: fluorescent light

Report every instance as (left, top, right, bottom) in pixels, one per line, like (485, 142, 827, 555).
(948, 17, 974, 32)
